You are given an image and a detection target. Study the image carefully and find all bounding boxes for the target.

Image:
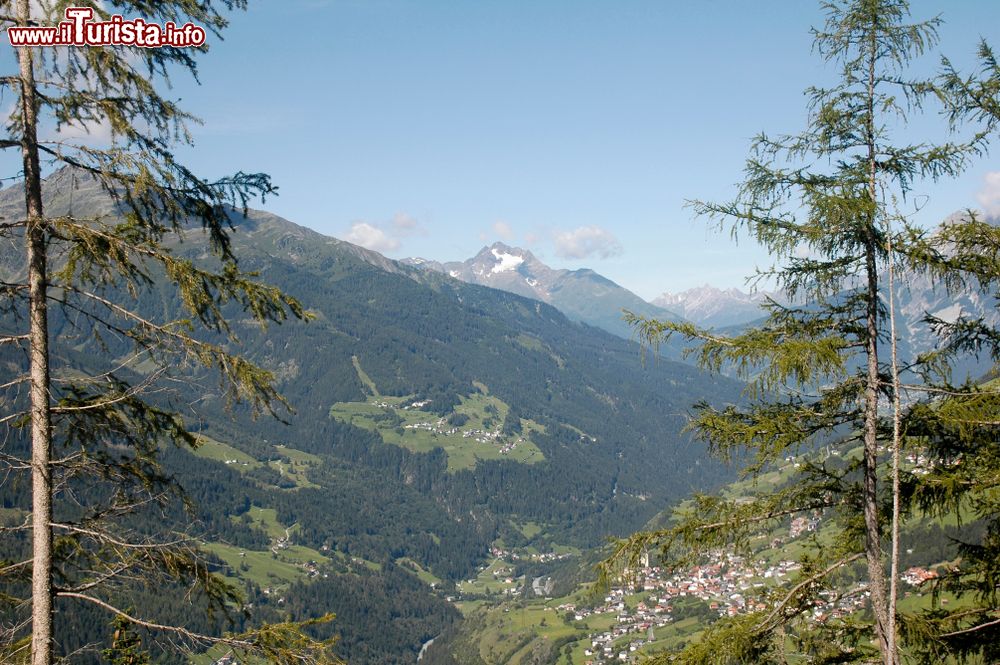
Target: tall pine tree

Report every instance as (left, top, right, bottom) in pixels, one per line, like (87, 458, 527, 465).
(603, 1, 998, 663)
(1, 2, 335, 664)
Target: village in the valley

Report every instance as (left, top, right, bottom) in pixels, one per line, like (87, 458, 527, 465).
(564, 550, 938, 664)
(454, 512, 942, 664)
(205, 423, 946, 665)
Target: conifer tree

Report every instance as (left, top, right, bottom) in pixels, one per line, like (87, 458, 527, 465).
(602, 1, 998, 663)
(893, 36, 1000, 664)
(1, 2, 336, 664)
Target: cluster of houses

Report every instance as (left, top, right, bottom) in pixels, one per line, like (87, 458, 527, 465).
(904, 451, 948, 476)
(367, 396, 539, 455)
(403, 399, 432, 410)
(902, 566, 939, 586)
(789, 515, 822, 538)
(461, 427, 504, 445)
(567, 547, 895, 664)
(399, 418, 529, 454)
(371, 398, 433, 410)
(395, 413, 528, 454)
(558, 587, 666, 663)
(489, 546, 574, 563)
(403, 420, 453, 434)
(271, 533, 291, 553)
(581, 635, 650, 662)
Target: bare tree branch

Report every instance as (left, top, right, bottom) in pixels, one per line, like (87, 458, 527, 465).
(51, 523, 191, 551)
(756, 553, 865, 634)
(940, 616, 1000, 638)
(54, 592, 255, 649)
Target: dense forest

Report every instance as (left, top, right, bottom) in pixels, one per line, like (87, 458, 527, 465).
(0, 172, 743, 663)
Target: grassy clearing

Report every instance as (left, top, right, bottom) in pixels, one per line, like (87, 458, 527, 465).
(351, 355, 380, 397)
(191, 435, 260, 468)
(202, 541, 310, 589)
(462, 597, 628, 665)
(208, 508, 329, 592)
(329, 385, 546, 471)
(191, 435, 320, 489)
(473, 603, 579, 664)
(515, 521, 543, 539)
(0, 507, 25, 524)
(455, 599, 487, 616)
(639, 616, 705, 655)
(457, 558, 521, 597)
(236, 505, 292, 540)
(514, 333, 544, 352)
(276, 445, 321, 465)
(397, 557, 443, 586)
(270, 444, 321, 489)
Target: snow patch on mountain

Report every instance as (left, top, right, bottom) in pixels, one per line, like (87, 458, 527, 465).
(490, 248, 524, 274)
(401, 241, 686, 343)
(653, 285, 780, 328)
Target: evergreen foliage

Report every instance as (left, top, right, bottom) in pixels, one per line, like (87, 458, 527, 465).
(602, 1, 1000, 663)
(0, 2, 334, 663)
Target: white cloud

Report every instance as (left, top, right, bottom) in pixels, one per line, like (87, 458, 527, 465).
(345, 221, 400, 253)
(343, 212, 424, 253)
(391, 212, 420, 232)
(553, 225, 623, 260)
(977, 171, 1000, 222)
(51, 118, 114, 146)
(492, 220, 514, 240)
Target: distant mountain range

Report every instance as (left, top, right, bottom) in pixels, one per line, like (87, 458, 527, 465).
(408, 234, 998, 383)
(405, 244, 779, 333)
(652, 285, 783, 328)
(403, 243, 684, 341)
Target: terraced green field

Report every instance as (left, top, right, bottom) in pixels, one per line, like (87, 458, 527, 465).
(191, 436, 321, 489)
(329, 376, 546, 471)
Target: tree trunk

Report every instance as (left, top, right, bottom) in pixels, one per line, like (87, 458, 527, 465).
(886, 225, 903, 662)
(863, 240, 892, 664)
(16, 1, 54, 663)
(863, 20, 895, 665)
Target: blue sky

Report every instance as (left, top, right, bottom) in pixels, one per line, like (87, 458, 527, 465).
(13, 0, 1000, 298)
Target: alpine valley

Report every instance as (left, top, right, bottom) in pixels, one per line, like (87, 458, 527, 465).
(0, 171, 742, 665)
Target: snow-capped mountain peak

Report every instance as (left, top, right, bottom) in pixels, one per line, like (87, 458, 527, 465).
(402, 242, 685, 340)
(652, 285, 782, 328)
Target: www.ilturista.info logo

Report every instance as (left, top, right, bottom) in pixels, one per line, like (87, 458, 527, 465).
(8, 7, 206, 48)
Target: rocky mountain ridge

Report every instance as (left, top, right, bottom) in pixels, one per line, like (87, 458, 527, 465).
(404, 242, 684, 341)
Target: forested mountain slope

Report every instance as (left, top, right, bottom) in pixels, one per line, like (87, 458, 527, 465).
(0, 170, 742, 664)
